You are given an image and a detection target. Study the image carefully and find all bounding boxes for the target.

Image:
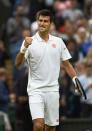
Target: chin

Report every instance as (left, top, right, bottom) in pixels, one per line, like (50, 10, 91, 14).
(39, 30, 46, 33)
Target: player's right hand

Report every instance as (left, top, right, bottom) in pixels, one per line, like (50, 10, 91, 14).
(24, 37, 32, 48)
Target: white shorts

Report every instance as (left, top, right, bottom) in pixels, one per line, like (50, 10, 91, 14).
(28, 91, 59, 126)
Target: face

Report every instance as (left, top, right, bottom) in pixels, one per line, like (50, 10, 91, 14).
(64, 20, 74, 35)
(16, 6, 24, 16)
(37, 15, 51, 33)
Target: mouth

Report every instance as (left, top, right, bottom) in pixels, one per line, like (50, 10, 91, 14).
(39, 27, 46, 31)
(40, 26, 45, 29)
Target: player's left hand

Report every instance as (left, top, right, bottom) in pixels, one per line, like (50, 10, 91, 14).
(72, 77, 87, 99)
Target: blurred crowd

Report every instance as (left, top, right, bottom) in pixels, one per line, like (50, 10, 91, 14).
(0, 0, 92, 131)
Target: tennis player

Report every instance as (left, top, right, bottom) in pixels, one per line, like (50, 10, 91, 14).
(15, 9, 84, 131)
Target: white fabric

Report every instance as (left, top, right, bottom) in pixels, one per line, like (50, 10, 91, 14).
(23, 32, 71, 93)
(20, 40, 27, 54)
(72, 76, 77, 86)
(29, 91, 59, 126)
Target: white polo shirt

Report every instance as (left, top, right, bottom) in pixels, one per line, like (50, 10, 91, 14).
(23, 32, 71, 94)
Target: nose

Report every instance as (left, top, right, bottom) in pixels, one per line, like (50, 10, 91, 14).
(40, 21, 44, 26)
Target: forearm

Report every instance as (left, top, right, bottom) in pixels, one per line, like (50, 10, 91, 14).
(65, 64, 77, 78)
(15, 52, 25, 68)
(62, 60, 77, 79)
(15, 37, 32, 68)
(15, 40, 28, 68)
(62, 60, 87, 99)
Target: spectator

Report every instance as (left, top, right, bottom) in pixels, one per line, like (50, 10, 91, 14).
(79, 59, 92, 118)
(66, 38, 79, 64)
(6, 4, 31, 63)
(0, 111, 12, 131)
(0, 67, 12, 131)
(0, 40, 10, 67)
(15, 68, 33, 131)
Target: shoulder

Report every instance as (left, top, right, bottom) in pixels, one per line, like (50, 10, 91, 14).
(50, 34, 61, 40)
(50, 34, 64, 43)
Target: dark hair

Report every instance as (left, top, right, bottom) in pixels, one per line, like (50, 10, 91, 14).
(36, 9, 53, 22)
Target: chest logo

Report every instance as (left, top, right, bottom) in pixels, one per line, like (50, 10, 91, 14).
(52, 43, 56, 48)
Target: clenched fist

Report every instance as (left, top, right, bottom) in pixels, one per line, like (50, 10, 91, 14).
(24, 37, 33, 48)
(20, 37, 33, 54)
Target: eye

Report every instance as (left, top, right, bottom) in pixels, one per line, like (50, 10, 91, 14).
(39, 19, 43, 22)
(44, 20, 48, 23)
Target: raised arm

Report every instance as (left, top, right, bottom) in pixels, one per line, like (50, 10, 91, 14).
(15, 37, 32, 68)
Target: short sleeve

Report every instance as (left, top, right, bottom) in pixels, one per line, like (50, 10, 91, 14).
(60, 38, 72, 61)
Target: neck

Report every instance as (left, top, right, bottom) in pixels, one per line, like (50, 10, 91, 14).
(38, 31, 49, 42)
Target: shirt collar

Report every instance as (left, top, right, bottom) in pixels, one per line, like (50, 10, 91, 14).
(35, 32, 53, 42)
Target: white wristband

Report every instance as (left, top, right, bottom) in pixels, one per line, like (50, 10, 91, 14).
(72, 76, 77, 86)
(20, 41, 27, 54)
(72, 76, 80, 94)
